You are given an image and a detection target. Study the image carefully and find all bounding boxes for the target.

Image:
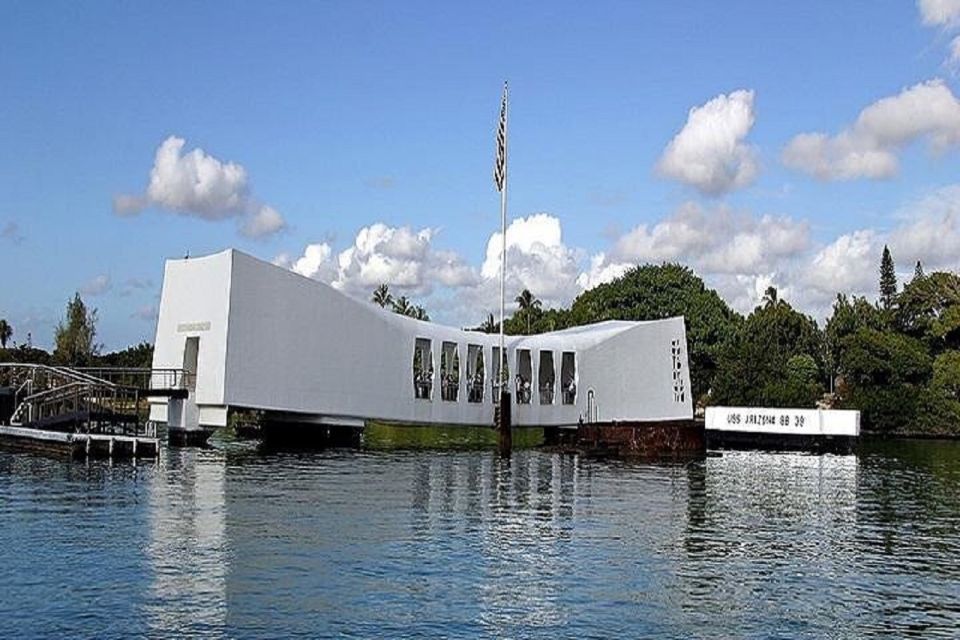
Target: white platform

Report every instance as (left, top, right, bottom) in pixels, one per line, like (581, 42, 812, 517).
(705, 407, 860, 437)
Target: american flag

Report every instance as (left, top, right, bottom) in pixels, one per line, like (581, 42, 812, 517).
(494, 83, 507, 192)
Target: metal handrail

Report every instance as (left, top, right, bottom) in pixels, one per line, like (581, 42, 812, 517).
(0, 362, 164, 436)
(76, 367, 191, 390)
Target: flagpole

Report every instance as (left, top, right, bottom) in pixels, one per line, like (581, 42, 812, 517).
(498, 82, 508, 404)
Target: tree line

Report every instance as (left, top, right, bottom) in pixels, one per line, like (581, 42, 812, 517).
(467, 247, 960, 437)
(0, 293, 153, 369)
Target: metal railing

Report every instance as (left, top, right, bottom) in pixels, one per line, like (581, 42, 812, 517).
(75, 367, 193, 392)
(0, 363, 189, 437)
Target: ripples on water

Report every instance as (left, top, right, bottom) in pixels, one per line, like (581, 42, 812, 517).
(0, 439, 958, 639)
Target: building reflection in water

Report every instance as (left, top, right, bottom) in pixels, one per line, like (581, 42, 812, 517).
(145, 447, 227, 637)
(408, 451, 581, 636)
(674, 451, 859, 632)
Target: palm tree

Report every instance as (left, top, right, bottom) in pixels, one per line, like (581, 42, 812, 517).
(0, 319, 11, 349)
(479, 313, 497, 334)
(514, 289, 542, 333)
(412, 306, 430, 321)
(372, 283, 393, 308)
(762, 285, 779, 309)
(392, 295, 413, 316)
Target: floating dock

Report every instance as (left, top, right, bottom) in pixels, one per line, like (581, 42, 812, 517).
(0, 363, 185, 460)
(0, 425, 159, 459)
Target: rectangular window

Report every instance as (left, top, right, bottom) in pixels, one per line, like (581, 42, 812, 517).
(516, 349, 532, 405)
(561, 352, 576, 405)
(491, 346, 509, 401)
(413, 338, 433, 400)
(440, 341, 460, 402)
(467, 344, 484, 403)
(539, 351, 555, 405)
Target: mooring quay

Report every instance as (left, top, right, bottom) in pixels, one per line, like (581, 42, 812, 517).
(0, 364, 189, 460)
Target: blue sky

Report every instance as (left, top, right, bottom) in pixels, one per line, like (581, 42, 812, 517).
(3, 1, 960, 350)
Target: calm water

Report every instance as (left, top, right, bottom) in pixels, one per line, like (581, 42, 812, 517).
(1, 439, 958, 639)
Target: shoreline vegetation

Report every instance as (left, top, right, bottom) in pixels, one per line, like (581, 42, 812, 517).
(4, 246, 959, 439)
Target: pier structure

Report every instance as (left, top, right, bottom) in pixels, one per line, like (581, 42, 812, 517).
(149, 249, 698, 453)
(0, 363, 189, 459)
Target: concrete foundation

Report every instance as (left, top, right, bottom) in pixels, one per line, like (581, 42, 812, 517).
(573, 420, 706, 460)
(167, 427, 214, 447)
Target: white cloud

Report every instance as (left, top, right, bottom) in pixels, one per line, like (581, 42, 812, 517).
(803, 230, 880, 300)
(919, 0, 960, 26)
(273, 188, 960, 325)
(336, 224, 436, 294)
(783, 79, 960, 180)
(114, 136, 286, 238)
(80, 274, 112, 297)
(479, 213, 584, 306)
(657, 89, 759, 196)
(278, 215, 580, 324)
(889, 184, 960, 269)
(280, 223, 479, 301)
(576, 253, 632, 290)
(582, 202, 811, 314)
(785, 184, 960, 312)
(285, 242, 339, 284)
(130, 305, 158, 322)
(241, 205, 285, 238)
(607, 202, 809, 275)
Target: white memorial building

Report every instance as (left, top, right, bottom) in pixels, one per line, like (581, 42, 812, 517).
(150, 250, 693, 434)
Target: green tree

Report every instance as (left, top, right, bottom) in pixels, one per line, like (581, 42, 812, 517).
(513, 289, 542, 334)
(761, 285, 780, 309)
(779, 353, 824, 407)
(372, 283, 393, 308)
(0, 319, 11, 349)
(97, 341, 154, 369)
(932, 351, 960, 400)
(824, 293, 886, 381)
(569, 264, 741, 401)
(53, 293, 101, 366)
(412, 305, 430, 321)
(712, 298, 824, 408)
(895, 271, 960, 347)
(391, 295, 413, 316)
(879, 244, 898, 310)
(839, 328, 931, 433)
(478, 313, 498, 334)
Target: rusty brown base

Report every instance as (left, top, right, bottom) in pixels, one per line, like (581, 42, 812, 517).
(572, 419, 705, 460)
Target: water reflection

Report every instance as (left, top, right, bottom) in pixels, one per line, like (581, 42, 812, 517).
(145, 448, 227, 638)
(670, 453, 861, 638)
(2, 440, 960, 638)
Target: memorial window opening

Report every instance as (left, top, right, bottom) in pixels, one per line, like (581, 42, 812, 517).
(539, 351, 555, 405)
(467, 344, 484, 403)
(561, 352, 577, 405)
(413, 338, 433, 400)
(516, 349, 532, 405)
(440, 341, 460, 402)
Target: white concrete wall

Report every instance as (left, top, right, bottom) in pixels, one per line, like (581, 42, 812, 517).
(153, 249, 693, 427)
(149, 251, 233, 427)
(705, 407, 861, 437)
(578, 318, 693, 422)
